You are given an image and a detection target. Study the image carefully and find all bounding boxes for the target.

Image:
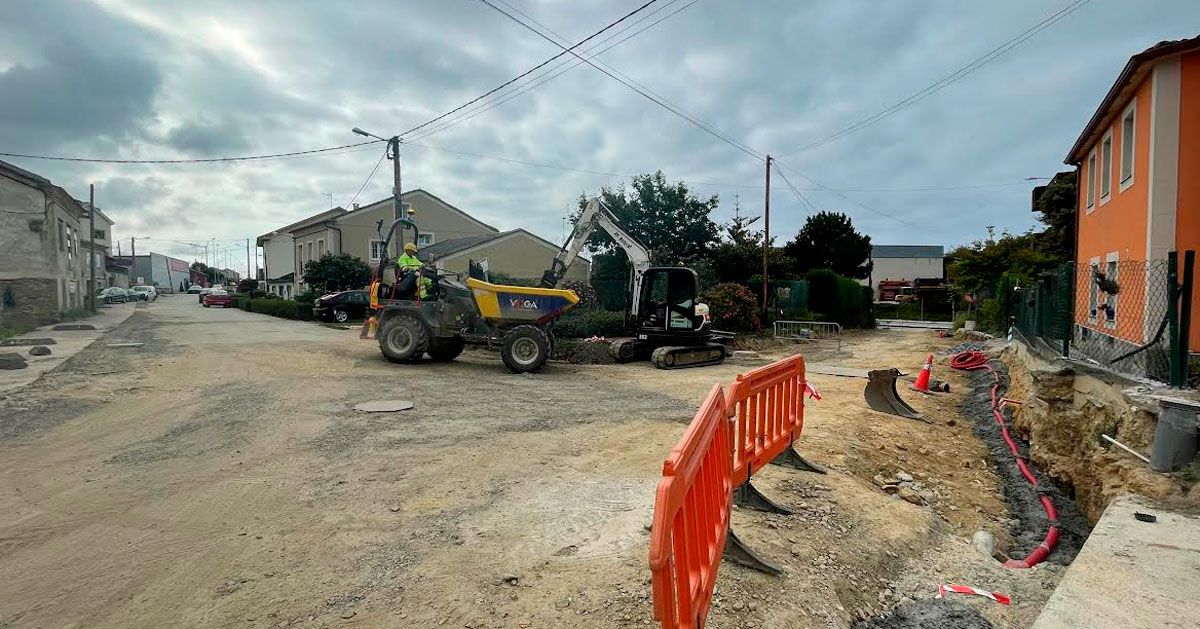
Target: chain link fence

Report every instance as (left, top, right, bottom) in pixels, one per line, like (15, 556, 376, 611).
(1014, 259, 1176, 382)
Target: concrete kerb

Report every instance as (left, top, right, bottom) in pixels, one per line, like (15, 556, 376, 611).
(0, 304, 138, 394)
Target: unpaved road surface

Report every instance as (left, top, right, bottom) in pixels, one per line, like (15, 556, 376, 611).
(0, 297, 1067, 628)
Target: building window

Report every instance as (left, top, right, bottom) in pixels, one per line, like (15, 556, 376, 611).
(1099, 131, 1112, 201)
(370, 240, 387, 261)
(417, 233, 435, 247)
(1085, 151, 1096, 210)
(58, 219, 65, 251)
(1104, 254, 1118, 328)
(1120, 105, 1135, 189)
(317, 239, 325, 257)
(93, 229, 105, 240)
(297, 244, 303, 269)
(65, 225, 74, 269)
(1088, 259, 1099, 322)
(307, 242, 313, 263)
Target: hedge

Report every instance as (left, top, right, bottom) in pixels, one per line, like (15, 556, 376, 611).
(805, 269, 873, 328)
(553, 309, 626, 338)
(241, 297, 314, 321)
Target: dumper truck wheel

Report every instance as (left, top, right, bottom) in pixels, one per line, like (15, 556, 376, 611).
(501, 325, 549, 373)
(427, 336, 465, 362)
(379, 314, 428, 363)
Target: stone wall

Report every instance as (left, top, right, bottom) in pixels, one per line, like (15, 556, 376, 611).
(0, 278, 61, 327)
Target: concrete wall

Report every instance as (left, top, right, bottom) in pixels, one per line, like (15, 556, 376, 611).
(868, 256, 944, 296)
(435, 231, 589, 283)
(0, 171, 87, 322)
(262, 235, 294, 282)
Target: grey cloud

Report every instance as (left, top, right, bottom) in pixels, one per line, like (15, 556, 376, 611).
(165, 118, 252, 156)
(0, 39, 161, 151)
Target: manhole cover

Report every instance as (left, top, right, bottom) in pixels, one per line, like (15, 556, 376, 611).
(52, 324, 96, 331)
(106, 342, 144, 348)
(353, 400, 414, 412)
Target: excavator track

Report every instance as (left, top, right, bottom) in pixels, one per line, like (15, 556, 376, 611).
(650, 343, 727, 369)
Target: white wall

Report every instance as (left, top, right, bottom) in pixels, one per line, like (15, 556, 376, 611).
(262, 235, 294, 282)
(870, 257, 944, 296)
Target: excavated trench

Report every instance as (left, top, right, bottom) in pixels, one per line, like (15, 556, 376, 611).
(854, 358, 1092, 629)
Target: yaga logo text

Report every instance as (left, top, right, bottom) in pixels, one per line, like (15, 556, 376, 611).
(508, 298, 538, 310)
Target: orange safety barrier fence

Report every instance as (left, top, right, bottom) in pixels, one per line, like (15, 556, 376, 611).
(648, 384, 734, 629)
(726, 354, 807, 486)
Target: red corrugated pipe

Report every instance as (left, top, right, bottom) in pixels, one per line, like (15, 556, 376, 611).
(951, 350, 1059, 569)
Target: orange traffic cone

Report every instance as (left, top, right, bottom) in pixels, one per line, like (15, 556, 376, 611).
(912, 353, 933, 392)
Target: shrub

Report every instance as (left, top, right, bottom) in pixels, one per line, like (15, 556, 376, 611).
(702, 282, 760, 331)
(804, 269, 871, 328)
(554, 308, 627, 338)
(237, 278, 258, 294)
(244, 298, 314, 321)
(294, 290, 319, 304)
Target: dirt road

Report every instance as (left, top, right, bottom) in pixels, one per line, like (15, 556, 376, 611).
(0, 297, 1062, 628)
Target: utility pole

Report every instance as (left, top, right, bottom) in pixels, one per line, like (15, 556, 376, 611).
(352, 127, 402, 254)
(88, 184, 96, 312)
(762, 155, 772, 317)
(246, 238, 251, 283)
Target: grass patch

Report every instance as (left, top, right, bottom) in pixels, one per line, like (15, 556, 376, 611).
(0, 320, 35, 341)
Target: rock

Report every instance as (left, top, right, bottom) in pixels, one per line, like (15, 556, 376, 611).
(961, 460, 972, 469)
(28, 346, 51, 356)
(0, 353, 28, 370)
(947, 419, 958, 426)
(731, 601, 745, 612)
(881, 484, 900, 494)
(389, 505, 401, 512)
(340, 610, 356, 619)
(972, 530, 995, 557)
(872, 474, 892, 487)
(502, 574, 519, 586)
(898, 487, 924, 505)
(748, 601, 759, 612)
(896, 472, 914, 483)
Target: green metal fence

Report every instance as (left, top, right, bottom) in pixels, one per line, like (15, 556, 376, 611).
(1012, 252, 1194, 387)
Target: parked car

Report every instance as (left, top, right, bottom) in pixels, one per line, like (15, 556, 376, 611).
(198, 286, 217, 304)
(313, 290, 370, 323)
(130, 285, 157, 301)
(96, 287, 129, 304)
(186, 284, 203, 294)
(203, 288, 234, 308)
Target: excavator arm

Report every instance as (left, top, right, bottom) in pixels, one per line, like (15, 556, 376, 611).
(540, 197, 652, 317)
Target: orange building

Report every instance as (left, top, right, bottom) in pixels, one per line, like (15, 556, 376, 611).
(1066, 35, 1200, 356)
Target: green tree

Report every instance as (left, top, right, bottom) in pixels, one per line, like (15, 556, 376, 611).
(1032, 171, 1077, 261)
(301, 253, 371, 294)
(190, 261, 218, 284)
(710, 215, 791, 285)
(783, 211, 872, 279)
(575, 171, 720, 265)
(946, 228, 1060, 298)
(236, 278, 258, 294)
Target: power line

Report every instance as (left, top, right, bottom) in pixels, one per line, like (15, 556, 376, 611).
(477, 0, 764, 159)
(0, 141, 382, 165)
(398, 0, 664, 140)
(774, 160, 933, 230)
(348, 147, 390, 208)
(404, 0, 697, 143)
(777, 0, 1093, 157)
(769, 162, 819, 214)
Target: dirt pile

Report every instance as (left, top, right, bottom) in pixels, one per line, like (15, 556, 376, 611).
(1002, 344, 1197, 521)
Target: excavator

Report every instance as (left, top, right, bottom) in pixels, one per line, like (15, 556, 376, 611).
(539, 197, 729, 369)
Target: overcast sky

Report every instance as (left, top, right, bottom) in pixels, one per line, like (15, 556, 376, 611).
(1, 0, 1197, 272)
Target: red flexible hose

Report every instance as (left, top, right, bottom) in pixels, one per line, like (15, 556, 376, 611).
(951, 350, 1058, 569)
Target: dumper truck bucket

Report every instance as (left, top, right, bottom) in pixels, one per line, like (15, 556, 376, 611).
(864, 368, 923, 419)
(466, 278, 579, 325)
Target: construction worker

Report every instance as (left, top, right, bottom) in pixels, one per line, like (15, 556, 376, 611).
(397, 242, 430, 298)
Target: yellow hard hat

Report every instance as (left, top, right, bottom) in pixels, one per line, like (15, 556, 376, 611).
(404, 242, 417, 253)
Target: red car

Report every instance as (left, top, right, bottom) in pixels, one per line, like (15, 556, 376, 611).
(203, 289, 234, 308)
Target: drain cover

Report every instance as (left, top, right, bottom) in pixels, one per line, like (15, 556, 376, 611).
(353, 400, 414, 412)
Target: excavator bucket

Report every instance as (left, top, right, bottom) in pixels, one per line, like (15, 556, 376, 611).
(864, 368, 923, 419)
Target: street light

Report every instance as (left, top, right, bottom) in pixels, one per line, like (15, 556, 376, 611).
(351, 127, 402, 223)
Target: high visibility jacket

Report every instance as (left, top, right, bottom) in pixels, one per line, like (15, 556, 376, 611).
(397, 253, 423, 271)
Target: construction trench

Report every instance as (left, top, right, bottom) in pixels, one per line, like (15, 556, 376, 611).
(5, 306, 1197, 628)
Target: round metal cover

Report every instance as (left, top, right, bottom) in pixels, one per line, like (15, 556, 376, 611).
(353, 400, 415, 412)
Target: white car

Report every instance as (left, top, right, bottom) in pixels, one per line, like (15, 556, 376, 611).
(186, 284, 203, 294)
(130, 285, 158, 301)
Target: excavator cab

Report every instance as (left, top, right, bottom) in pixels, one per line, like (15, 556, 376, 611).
(637, 267, 703, 333)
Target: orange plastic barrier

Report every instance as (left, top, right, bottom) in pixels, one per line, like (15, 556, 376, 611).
(726, 355, 806, 486)
(648, 384, 734, 629)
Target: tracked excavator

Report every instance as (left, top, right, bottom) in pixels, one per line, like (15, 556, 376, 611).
(540, 197, 730, 369)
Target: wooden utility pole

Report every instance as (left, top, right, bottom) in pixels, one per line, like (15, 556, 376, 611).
(88, 184, 96, 311)
(246, 238, 251, 282)
(762, 155, 772, 317)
